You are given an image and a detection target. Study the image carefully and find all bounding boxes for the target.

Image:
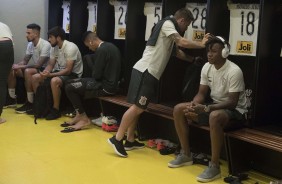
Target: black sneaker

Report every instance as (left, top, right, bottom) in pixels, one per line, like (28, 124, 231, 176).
(107, 136, 128, 157)
(26, 109, 34, 115)
(15, 102, 33, 113)
(45, 108, 61, 120)
(3, 95, 17, 108)
(124, 140, 145, 151)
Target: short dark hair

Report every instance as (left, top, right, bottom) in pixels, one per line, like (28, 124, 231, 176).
(47, 26, 66, 40)
(206, 36, 229, 50)
(82, 31, 98, 42)
(27, 23, 41, 32)
(174, 8, 195, 22)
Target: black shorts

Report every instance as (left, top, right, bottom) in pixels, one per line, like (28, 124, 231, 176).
(52, 70, 78, 86)
(197, 107, 246, 130)
(127, 69, 158, 109)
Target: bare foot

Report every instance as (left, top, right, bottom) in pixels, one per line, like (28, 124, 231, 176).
(69, 115, 91, 130)
(0, 118, 6, 124)
(65, 113, 81, 125)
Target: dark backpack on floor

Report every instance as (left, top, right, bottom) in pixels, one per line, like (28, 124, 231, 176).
(33, 79, 53, 124)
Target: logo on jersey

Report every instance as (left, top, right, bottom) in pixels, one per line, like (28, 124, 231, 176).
(139, 96, 147, 106)
(193, 30, 205, 41)
(236, 41, 253, 54)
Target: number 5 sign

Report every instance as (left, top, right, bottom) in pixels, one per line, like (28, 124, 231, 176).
(110, 0, 127, 40)
(144, 2, 162, 41)
(228, 3, 260, 56)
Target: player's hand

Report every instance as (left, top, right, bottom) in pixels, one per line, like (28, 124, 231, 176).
(201, 33, 212, 46)
(193, 104, 206, 114)
(40, 70, 50, 77)
(12, 64, 21, 70)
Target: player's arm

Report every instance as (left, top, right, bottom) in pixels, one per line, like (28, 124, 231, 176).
(12, 54, 32, 69)
(26, 56, 49, 69)
(175, 48, 194, 63)
(42, 59, 56, 73)
(193, 84, 209, 104)
(170, 33, 210, 49)
(48, 60, 74, 77)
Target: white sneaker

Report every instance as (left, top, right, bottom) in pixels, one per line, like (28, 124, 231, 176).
(168, 153, 193, 168)
(196, 162, 221, 182)
(91, 117, 103, 126)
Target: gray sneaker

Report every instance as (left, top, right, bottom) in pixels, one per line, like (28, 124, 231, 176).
(168, 153, 193, 168)
(196, 162, 221, 182)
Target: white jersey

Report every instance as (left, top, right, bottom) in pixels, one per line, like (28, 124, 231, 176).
(26, 38, 51, 67)
(0, 22, 13, 40)
(200, 60, 247, 114)
(133, 20, 177, 80)
(50, 40, 83, 77)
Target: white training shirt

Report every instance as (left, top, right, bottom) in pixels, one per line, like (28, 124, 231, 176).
(133, 20, 178, 80)
(200, 60, 247, 114)
(0, 22, 13, 40)
(50, 40, 83, 77)
(26, 38, 51, 67)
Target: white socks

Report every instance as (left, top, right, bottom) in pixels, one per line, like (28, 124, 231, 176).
(27, 92, 34, 103)
(8, 88, 16, 99)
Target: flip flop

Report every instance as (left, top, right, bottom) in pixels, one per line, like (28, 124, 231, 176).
(60, 127, 81, 133)
(60, 122, 74, 127)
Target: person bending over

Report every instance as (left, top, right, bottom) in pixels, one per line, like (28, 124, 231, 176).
(108, 7, 211, 157)
(61, 31, 121, 133)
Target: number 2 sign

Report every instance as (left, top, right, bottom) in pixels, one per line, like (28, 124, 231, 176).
(110, 0, 127, 40)
(184, 3, 207, 42)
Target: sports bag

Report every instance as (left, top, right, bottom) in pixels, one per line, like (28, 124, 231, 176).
(33, 78, 53, 124)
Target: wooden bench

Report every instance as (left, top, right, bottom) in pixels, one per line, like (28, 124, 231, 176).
(98, 95, 174, 120)
(225, 128, 282, 178)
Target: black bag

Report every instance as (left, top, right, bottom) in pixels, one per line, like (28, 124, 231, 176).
(181, 62, 202, 101)
(33, 79, 53, 124)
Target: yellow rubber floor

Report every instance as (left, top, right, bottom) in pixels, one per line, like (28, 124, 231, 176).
(0, 108, 275, 184)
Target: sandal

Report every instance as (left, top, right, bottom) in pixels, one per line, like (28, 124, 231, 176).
(60, 127, 81, 133)
(60, 122, 75, 127)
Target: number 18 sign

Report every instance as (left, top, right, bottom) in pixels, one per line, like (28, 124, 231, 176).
(228, 3, 260, 56)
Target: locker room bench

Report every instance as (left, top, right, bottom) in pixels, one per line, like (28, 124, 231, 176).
(98, 95, 212, 129)
(98, 95, 174, 120)
(97, 95, 218, 133)
(225, 127, 282, 178)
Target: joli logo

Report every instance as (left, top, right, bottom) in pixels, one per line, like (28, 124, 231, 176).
(236, 41, 253, 54)
(118, 28, 126, 38)
(193, 30, 205, 41)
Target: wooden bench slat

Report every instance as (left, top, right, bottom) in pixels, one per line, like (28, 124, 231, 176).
(227, 128, 282, 152)
(98, 95, 174, 120)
